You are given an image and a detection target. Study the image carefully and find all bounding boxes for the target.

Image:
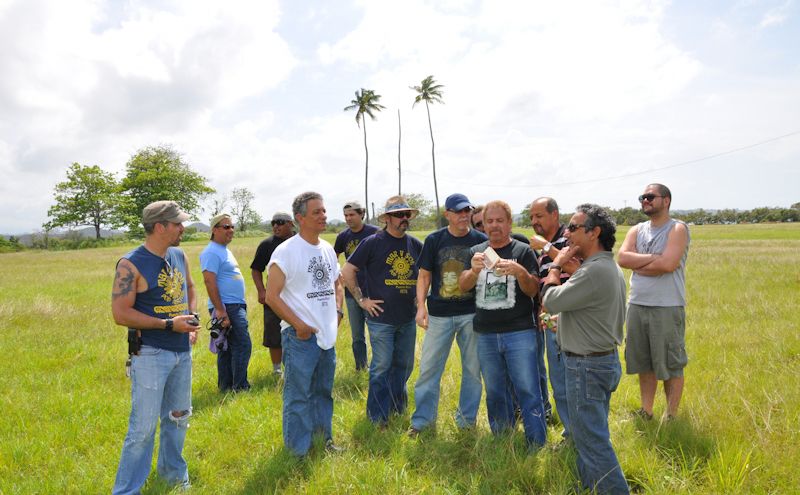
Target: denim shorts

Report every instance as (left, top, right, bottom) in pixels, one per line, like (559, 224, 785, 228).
(625, 304, 687, 379)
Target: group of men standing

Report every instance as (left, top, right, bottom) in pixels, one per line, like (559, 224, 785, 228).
(110, 182, 689, 495)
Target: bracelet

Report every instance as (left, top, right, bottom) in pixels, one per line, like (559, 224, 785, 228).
(549, 264, 562, 272)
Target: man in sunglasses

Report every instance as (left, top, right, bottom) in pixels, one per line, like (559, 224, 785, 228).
(342, 195, 423, 426)
(200, 213, 251, 391)
(618, 183, 690, 420)
(528, 197, 581, 438)
(334, 200, 379, 371)
(408, 193, 486, 437)
(251, 211, 296, 375)
(541, 204, 629, 494)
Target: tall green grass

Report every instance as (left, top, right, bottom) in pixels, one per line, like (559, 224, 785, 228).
(1, 223, 798, 493)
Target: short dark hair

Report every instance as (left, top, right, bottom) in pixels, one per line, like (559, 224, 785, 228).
(576, 203, 617, 251)
(292, 191, 323, 217)
(143, 221, 168, 235)
(648, 183, 672, 207)
(533, 197, 559, 214)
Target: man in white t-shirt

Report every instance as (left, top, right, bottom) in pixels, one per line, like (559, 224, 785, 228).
(265, 191, 345, 456)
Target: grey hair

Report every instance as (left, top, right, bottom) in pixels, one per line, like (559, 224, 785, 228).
(575, 203, 617, 251)
(292, 191, 323, 217)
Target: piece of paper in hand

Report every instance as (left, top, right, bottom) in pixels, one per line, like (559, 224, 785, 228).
(483, 246, 500, 270)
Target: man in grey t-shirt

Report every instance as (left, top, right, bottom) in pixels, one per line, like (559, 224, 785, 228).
(542, 204, 629, 495)
(618, 183, 690, 420)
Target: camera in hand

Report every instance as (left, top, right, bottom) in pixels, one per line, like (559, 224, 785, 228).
(209, 317, 228, 339)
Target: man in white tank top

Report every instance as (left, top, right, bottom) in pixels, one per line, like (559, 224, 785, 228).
(618, 183, 690, 420)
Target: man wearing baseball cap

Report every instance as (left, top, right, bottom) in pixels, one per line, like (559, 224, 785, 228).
(408, 193, 487, 436)
(342, 195, 423, 426)
(334, 200, 379, 371)
(251, 211, 296, 375)
(200, 213, 251, 391)
(111, 201, 201, 493)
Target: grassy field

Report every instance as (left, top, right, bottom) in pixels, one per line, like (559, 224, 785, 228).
(1, 223, 798, 494)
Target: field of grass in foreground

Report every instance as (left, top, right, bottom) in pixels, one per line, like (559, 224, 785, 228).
(1, 223, 798, 494)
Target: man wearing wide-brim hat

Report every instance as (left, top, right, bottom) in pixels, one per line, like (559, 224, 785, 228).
(342, 195, 423, 425)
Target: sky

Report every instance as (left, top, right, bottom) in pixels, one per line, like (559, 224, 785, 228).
(1, 0, 799, 234)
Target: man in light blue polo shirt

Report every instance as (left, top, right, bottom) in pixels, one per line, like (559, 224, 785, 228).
(200, 213, 251, 392)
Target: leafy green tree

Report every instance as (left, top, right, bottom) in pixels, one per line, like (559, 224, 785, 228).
(344, 89, 386, 222)
(45, 163, 123, 239)
(411, 75, 445, 226)
(230, 187, 262, 231)
(119, 145, 214, 234)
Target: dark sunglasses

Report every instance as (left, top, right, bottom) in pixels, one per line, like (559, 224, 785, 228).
(217, 224, 235, 230)
(638, 194, 662, 203)
(473, 221, 483, 229)
(566, 223, 589, 232)
(272, 220, 288, 226)
(448, 207, 472, 214)
(388, 211, 413, 219)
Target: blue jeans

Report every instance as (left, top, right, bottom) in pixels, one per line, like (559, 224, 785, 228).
(113, 346, 192, 495)
(411, 314, 482, 430)
(564, 352, 629, 494)
(345, 297, 369, 370)
(477, 329, 546, 448)
(545, 329, 570, 437)
(281, 327, 336, 456)
(535, 328, 551, 416)
(216, 304, 251, 391)
(366, 319, 417, 424)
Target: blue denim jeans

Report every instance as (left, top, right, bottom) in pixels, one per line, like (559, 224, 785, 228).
(113, 346, 192, 495)
(535, 328, 552, 416)
(216, 304, 251, 391)
(345, 296, 369, 370)
(545, 329, 570, 437)
(477, 329, 547, 448)
(411, 313, 482, 430)
(564, 351, 629, 494)
(366, 319, 417, 424)
(281, 327, 336, 456)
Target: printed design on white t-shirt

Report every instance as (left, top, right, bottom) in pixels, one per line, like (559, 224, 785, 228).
(306, 255, 335, 298)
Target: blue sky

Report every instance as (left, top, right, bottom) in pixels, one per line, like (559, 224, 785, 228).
(1, 0, 798, 234)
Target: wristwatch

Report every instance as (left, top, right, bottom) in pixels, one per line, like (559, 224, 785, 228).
(337, 308, 344, 317)
(543, 242, 553, 253)
(164, 318, 174, 331)
(549, 264, 562, 273)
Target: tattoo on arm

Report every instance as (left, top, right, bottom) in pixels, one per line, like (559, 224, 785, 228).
(113, 265, 135, 299)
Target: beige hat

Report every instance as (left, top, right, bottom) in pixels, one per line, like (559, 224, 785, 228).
(142, 201, 190, 224)
(210, 213, 232, 228)
(377, 196, 419, 222)
(343, 200, 364, 211)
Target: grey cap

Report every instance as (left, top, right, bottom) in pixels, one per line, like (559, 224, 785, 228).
(142, 201, 190, 224)
(272, 211, 292, 222)
(343, 200, 364, 211)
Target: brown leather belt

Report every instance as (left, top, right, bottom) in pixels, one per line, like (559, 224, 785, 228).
(564, 350, 615, 358)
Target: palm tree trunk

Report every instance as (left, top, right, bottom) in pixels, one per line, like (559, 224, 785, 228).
(363, 118, 369, 222)
(426, 100, 440, 227)
(397, 109, 402, 195)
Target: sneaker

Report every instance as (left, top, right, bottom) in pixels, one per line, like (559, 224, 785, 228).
(325, 439, 344, 453)
(273, 368, 283, 376)
(633, 408, 653, 421)
(407, 427, 422, 438)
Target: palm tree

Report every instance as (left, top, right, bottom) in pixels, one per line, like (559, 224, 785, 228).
(344, 88, 385, 222)
(411, 75, 444, 226)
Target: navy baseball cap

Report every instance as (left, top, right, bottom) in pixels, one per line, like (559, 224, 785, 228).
(445, 193, 474, 211)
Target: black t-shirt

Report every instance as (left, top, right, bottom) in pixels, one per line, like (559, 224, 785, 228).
(418, 227, 487, 317)
(347, 229, 423, 325)
(250, 235, 291, 272)
(535, 224, 572, 314)
(470, 239, 538, 333)
(334, 224, 379, 299)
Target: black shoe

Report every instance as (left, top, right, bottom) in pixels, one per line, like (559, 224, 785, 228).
(325, 439, 344, 453)
(633, 408, 653, 421)
(407, 427, 422, 438)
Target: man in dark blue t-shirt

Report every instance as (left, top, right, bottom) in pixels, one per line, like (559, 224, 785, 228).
(458, 200, 546, 450)
(342, 195, 423, 425)
(334, 200, 379, 371)
(408, 193, 487, 436)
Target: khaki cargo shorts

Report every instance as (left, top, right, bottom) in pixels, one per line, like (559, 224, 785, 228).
(625, 304, 687, 379)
